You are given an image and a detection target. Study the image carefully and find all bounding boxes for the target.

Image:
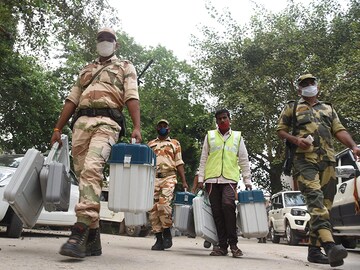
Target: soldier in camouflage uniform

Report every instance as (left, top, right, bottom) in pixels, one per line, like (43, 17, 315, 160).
(277, 74, 360, 267)
(50, 27, 141, 258)
(147, 119, 188, 250)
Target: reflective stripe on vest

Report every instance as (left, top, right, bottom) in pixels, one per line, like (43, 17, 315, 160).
(205, 130, 241, 182)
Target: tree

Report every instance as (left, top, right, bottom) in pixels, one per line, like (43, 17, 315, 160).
(191, 0, 359, 194)
(0, 0, 119, 153)
(0, 53, 62, 153)
(116, 39, 214, 186)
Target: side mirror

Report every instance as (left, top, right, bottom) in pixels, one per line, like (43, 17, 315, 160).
(335, 165, 355, 178)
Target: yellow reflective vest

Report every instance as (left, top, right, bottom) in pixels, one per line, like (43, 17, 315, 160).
(204, 130, 241, 182)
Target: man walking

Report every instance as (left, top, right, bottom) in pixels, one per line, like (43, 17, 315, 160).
(277, 73, 360, 267)
(51, 27, 141, 258)
(147, 119, 188, 250)
(197, 109, 252, 258)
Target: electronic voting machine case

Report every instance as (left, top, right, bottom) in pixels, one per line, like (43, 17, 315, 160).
(39, 134, 71, 212)
(107, 143, 156, 213)
(193, 191, 219, 245)
(237, 190, 268, 238)
(3, 149, 44, 228)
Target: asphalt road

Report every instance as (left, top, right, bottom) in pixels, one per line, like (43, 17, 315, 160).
(0, 229, 359, 270)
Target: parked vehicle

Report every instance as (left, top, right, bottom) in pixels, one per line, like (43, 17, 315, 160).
(268, 190, 310, 245)
(0, 154, 78, 238)
(331, 146, 360, 249)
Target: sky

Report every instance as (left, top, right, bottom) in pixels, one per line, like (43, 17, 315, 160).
(108, 0, 312, 61)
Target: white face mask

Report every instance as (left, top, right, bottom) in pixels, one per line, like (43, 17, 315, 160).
(96, 41, 116, 57)
(301, 84, 318, 97)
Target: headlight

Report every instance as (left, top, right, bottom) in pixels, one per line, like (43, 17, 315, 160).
(291, 208, 307, 216)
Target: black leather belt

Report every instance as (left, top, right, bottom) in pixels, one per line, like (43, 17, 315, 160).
(77, 108, 116, 118)
(156, 172, 176, 178)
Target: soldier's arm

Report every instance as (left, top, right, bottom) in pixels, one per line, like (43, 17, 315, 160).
(126, 98, 142, 143)
(176, 164, 188, 190)
(51, 100, 77, 146)
(335, 130, 360, 158)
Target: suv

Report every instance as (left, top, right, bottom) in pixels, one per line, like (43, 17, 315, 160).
(331, 146, 360, 249)
(268, 191, 310, 245)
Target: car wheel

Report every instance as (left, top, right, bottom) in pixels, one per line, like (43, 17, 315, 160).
(125, 225, 141, 237)
(285, 222, 298, 245)
(270, 223, 280, 243)
(138, 226, 151, 237)
(7, 211, 23, 238)
(203, 240, 212, 248)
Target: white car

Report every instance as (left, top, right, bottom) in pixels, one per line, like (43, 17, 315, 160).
(268, 190, 310, 245)
(0, 154, 78, 238)
(331, 146, 360, 249)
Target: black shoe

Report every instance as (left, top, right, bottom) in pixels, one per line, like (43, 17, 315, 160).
(60, 222, 89, 258)
(162, 228, 172, 249)
(307, 246, 328, 264)
(86, 228, 102, 256)
(151, 232, 164, 251)
(323, 242, 348, 267)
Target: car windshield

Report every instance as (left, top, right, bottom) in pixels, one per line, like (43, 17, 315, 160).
(0, 155, 23, 168)
(284, 192, 306, 207)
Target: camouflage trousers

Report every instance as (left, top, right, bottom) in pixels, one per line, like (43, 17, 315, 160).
(293, 157, 337, 246)
(149, 175, 177, 233)
(72, 117, 119, 229)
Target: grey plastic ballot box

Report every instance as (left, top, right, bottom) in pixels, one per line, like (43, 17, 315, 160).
(43, 162, 71, 211)
(174, 204, 191, 232)
(39, 135, 71, 212)
(3, 148, 44, 228)
(193, 194, 219, 245)
(124, 212, 147, 226)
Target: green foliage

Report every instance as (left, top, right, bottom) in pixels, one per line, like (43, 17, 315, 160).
(0, 53, 62, 153)
(1, 0, 119, 57)
(115, 35, 213, 183)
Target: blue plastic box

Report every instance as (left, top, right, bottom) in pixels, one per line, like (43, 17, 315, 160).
(238, 190, 265, 204)
(107, 143, 156, 213)
(108, 143, 156, 165)
(173, 191, 195, 205)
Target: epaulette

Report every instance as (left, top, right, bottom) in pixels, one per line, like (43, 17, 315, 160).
(119, 59, 132, 64)
(113, 59, 132, 66)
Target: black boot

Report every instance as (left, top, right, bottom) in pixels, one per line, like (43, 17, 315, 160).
(86, 228, 102, 256)
(60, 222, 89, 258)
(307, 246, 328, 264)
(162, 228, 173, 249)
(322, 242, 348, 267)
(151, 232, 164, 250)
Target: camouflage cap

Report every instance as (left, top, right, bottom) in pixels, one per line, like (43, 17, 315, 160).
(97, 27, 116, 41)
(157, 119, 169, 125)
(297, 74, 316, 85)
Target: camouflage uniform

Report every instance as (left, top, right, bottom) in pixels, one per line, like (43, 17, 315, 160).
(147, 137, 184, 233)
(66, 55, 138, 229)
(277, 98, 346, 246)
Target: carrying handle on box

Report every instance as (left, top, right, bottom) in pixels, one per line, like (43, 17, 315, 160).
(131, 138, 136, 144)
(45, 142, 59, 165)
